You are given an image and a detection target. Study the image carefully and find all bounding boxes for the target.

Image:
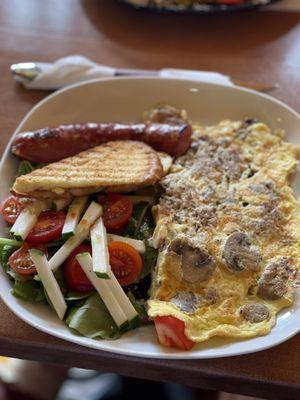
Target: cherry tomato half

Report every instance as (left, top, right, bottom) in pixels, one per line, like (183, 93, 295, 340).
(8, 243, 47, 276)
(63, 244, 94, 293)
(154, 316, 195, 351)
(0, 196, 23, 224)
(98, 194, 133, 233)
(108, 241, 142, 287)
(26, 210, 65, 244)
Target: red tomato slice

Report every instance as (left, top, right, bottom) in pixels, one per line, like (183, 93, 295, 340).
(8, 243, 47, 276)
(108, 241, 142, 286)
(63, 244, 94, 293)
(26, 210, 65, 244)
(154, 316, 195, 351)
(98, 194, 133, 233)
(0, 196, 23, 224)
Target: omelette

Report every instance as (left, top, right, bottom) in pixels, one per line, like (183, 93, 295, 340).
(148, 118, 300, 343)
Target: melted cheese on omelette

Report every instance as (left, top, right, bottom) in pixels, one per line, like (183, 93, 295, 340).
(148, 119, 300, 342)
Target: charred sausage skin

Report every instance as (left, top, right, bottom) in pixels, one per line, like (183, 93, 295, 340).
(11, 122, 192, 163)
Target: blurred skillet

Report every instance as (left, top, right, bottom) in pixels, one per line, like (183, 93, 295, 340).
(120, 0, 279, 14)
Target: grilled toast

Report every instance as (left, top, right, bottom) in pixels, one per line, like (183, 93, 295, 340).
(13, 141, 164, 199)
(158, 152, 173, 175)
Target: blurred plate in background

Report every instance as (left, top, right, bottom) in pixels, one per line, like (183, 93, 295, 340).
(120, 0, 278, 14)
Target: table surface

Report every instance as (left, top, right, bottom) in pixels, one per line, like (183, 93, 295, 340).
(1, 1, 300, 399)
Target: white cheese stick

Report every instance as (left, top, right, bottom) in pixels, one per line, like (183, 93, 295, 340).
(29, 249, 67, 320)
(127, 195, 156, 206)
(62, 196, 88, 239)
(10, 200, 47, 240)
(107, 234, 146, 253)
(91, 218, 111, 279)
(52, 198, 72, 211)
(76, 252, 128, 328)
(49, 201, 102, 272)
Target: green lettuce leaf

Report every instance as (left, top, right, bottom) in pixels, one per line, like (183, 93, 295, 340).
(0, 245, 16, 265)
(12, 280, 46, 302)
(0, 245, 24, 280)
(64, 291, 92, 302)
(65, 293, 121, 340)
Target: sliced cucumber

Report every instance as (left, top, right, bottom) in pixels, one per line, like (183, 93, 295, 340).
(52, 198, 72, 211)
(29, 249, 67, 320)
(0, 238, 22, 247)
(49, 201, 102, 272)
(107, 234, 145, 253)
(91, 218, 110, 279)
(76, 252, 128, 329)
(106, 269, 138, 324)
(62, 196, 88, 239)
(128, 195, 156, 206)
(10, 200, 47, 240)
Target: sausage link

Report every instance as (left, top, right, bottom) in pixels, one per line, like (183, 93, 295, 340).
(11, 123, 191, 163)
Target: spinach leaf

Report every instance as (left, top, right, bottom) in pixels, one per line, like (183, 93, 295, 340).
(124, 202, 158, 280)
(15, 160, 36, 178)
(127, 292, 151, 326)
(126, 274, 151, 300)
(54, 267, 67, 293)
(45, 238, 68, 259)
(65, 293, 121, 340)
(123, 202, 149, 239)
(45, 238, 66, 248)
(12, 279, 46, 302)
(138, 212, 156, 240)
(130, 207, 157, 279)
(140, 243, 157, 279)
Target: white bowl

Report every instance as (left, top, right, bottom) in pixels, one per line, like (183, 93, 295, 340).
(1, 77, 300, 359)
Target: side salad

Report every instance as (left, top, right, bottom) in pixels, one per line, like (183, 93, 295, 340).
(0, 161, 157, 340)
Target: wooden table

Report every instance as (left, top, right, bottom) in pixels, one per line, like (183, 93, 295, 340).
(0, 1, 300, 399)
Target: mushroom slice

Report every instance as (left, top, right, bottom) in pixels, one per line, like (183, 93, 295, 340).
(171, 291, 203, 313)
(205, 287, 219, 304)
(257, 257, 296, 300)
(241, 303, 270, 323)
(168, 238, 216, 283)
(143, 104, 187, 124)
(223, 232, 261, 273)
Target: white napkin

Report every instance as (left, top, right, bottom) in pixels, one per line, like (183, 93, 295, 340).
(18, 55, 116, 90)
(16, 55, 233, 90)
(159, 68, 232, 86)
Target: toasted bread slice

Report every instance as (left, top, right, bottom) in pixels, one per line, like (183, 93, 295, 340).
(158, 152, 173, 175)
(13, 141, 164, 199)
